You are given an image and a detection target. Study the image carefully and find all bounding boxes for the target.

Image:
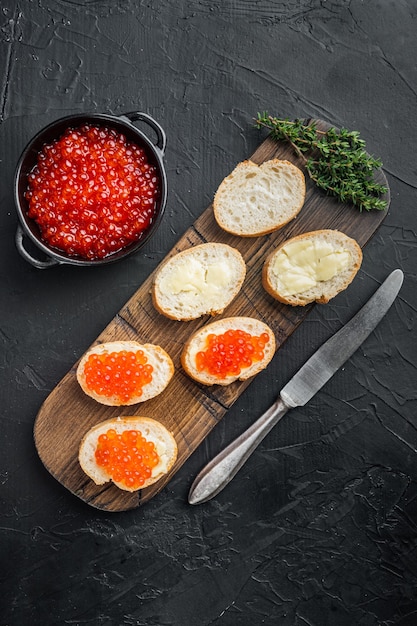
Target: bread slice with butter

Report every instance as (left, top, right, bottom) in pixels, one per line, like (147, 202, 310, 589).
(262, 229, 362, 306)
(78, 416, 178, 492)
(181, 316, 276, 386)
(152, 243, 246, 321)
(213, 159, 306, 236)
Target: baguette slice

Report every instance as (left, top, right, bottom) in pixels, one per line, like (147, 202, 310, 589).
(78, 416, 178, 491)
(76, 341, 174, 406)
(181, 316, 276, 386)
(262, 229, 363, 306)
(213, 159, 305, 236)
(152, 242, 246, 321)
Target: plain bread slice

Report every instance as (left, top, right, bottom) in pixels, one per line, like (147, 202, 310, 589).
(213, 159, 305, 236)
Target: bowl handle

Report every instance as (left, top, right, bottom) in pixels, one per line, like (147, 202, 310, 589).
(121, 111, 167, 155)
(15, 226, 60, 269)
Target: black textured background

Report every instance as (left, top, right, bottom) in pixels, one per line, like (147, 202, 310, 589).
(1, 1, 417, 625)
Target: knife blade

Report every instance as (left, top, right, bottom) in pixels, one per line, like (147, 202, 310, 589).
(188, 268, 404, 504)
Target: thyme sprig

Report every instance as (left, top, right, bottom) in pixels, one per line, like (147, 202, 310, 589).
(255, 113, 388, 212)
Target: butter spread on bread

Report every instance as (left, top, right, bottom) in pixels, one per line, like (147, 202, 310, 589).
(262, 229, 362, 306)
(271, 238, 352, 296)
(159, 257, 231, 297)
(152, 243, 246, 321)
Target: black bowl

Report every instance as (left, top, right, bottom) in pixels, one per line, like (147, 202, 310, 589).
(14, 111, 167, 268)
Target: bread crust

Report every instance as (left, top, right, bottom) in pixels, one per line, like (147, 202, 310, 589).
(262, 229, 363, 306)
(152, 242, 246, 321)
(181, 316, 276, 385)
(213, 159, 306, 237)
(76, 341, 174, 405)
(78, 416, 178, 491)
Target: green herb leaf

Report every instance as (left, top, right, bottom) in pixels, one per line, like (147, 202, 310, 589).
(255, 113, 388, 212)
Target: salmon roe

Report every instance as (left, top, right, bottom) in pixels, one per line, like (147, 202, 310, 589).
(95, 428, 159, 489)
(84, 350, 153, 403)
(195, 329, 270, 378)
(25, 124, 160, 260)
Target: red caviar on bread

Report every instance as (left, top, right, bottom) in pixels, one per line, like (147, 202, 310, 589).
(181, 317, 276, 386)
(78, 416, 178, 491)
(76, 341, 174, 406)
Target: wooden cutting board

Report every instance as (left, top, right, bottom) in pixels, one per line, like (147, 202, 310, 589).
(33, 119, 390, 512)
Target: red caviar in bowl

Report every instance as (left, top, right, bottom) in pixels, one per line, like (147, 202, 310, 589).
(84, 349, 154, 403)
(25, 124, 160, 260)
(95, 428, 160, 489)
(195, 329, 270, 378)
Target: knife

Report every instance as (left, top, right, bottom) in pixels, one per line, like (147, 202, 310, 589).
(188, 268, 404, 505)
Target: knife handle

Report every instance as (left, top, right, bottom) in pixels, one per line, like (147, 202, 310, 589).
(188, 396, 289, 504)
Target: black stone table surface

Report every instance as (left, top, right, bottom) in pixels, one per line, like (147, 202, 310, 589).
(1, 2, 416, 624)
